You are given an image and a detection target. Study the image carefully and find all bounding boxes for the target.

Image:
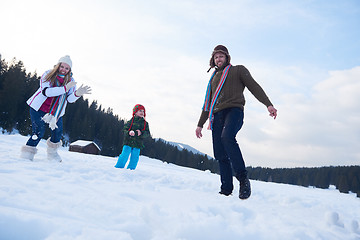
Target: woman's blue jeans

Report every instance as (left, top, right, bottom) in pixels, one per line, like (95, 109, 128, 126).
(212, 107, 247, 194)
(115, 145, 140, 170)
(26, 108, 63, 147)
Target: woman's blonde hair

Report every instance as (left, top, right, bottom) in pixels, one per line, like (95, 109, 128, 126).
(44, 63, 72, 86)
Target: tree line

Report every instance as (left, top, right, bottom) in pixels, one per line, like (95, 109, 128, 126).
(247, 166, 360, 197)
(0, 55, 358, 198)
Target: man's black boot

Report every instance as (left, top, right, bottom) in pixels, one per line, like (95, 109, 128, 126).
(239, 177, 251, 200)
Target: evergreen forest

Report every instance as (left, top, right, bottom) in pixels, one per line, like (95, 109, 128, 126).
(0, 55, 359, 198)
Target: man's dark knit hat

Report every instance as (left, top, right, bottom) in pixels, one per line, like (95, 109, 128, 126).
(208, 45, 231, 72)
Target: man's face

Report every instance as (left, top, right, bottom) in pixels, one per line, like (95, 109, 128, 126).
(214, 52, 226, 68)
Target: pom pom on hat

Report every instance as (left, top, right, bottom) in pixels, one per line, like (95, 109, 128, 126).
(133, 104, 146, 117)
(58, 55, 72, 69)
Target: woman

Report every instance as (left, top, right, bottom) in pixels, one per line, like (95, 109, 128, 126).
(20, 55, 91, 162)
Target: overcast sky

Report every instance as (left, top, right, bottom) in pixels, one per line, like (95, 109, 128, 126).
(1, 0, 359, 168)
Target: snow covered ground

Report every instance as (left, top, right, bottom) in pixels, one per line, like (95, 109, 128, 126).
(1, 134, 359, 240)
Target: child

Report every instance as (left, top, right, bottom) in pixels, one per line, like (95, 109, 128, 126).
(20, 55, 92, 162)
(115, 104, 150, 170)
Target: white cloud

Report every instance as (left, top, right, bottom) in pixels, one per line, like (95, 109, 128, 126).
(240, 66, 360, 167)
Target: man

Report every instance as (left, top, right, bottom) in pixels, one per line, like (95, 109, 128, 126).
(195, 45, 277, 199)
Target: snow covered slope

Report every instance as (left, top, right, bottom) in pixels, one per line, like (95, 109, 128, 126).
(1, 134, 359, 240)
(157, 138, 213, 158)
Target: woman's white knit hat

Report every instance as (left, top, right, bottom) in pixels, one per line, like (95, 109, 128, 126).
(58, 55, 72, 69)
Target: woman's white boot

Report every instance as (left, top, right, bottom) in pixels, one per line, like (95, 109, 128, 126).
(20, 145, 38, 161)
(47, 138, 62, 162)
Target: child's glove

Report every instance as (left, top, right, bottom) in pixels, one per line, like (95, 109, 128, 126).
(136, 130, 142, 136)
(129, 130, 135, 136)
(75, 84, 92, 97)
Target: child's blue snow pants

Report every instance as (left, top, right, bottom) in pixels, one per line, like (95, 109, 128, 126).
(114, 145, 140, 170)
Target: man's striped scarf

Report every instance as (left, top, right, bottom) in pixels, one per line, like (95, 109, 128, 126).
(42, 77, 68, 130)
(202, 64, 231, 130)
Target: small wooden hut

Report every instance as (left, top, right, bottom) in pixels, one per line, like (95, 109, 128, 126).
(69, 140, 101, 155)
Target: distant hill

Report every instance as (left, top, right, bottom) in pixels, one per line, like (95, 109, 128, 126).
(156, 138, 214, 160)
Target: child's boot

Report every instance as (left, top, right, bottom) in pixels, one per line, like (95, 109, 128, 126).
(20, 145, 38, 161)
(47, 138, 62, 162)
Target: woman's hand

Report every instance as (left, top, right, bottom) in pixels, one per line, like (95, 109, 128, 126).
(75, 84, 92, 96)
(65, 81, 77, 92)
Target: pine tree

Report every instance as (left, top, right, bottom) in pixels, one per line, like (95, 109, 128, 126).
(0, 59, 27, 131)
(338, 175, 350, 193)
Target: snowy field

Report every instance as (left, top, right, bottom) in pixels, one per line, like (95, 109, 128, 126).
(0, 134, 359, 240)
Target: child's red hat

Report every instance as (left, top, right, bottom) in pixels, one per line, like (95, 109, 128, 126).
(133, 104, 146, 117)
(128, 104, 147, 131)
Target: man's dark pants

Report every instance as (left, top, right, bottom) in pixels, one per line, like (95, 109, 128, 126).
(212, 107, 247, 194)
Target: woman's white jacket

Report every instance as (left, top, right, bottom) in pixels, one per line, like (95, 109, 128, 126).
(26, 70, 79, 117)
